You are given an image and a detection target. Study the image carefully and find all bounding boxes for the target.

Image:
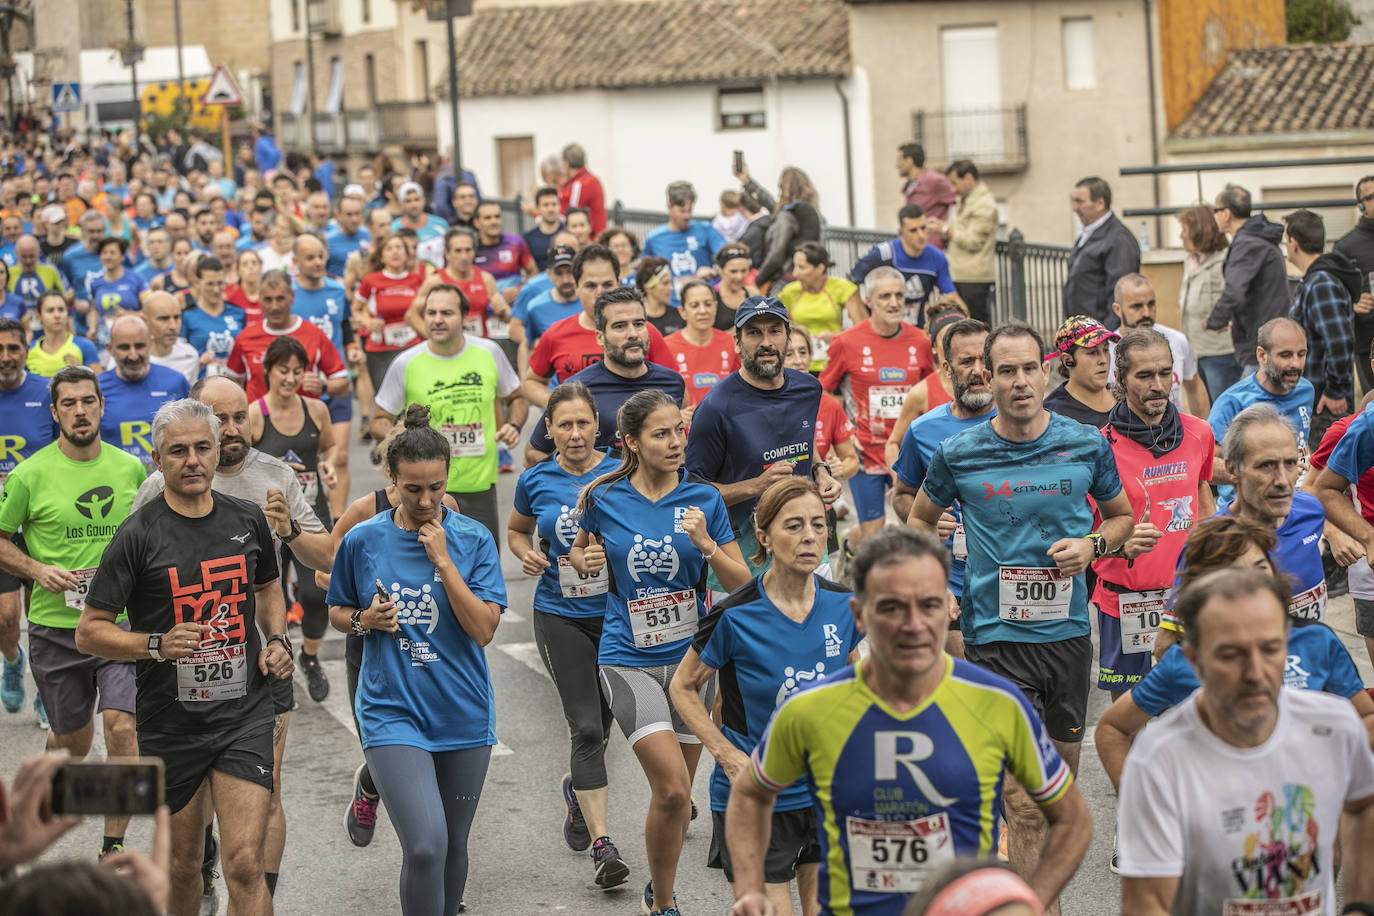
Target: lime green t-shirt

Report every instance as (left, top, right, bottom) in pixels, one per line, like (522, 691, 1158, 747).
(0, 441, 147, 628)
(373, 339, 520, 494)
(778, 276, 858, 371)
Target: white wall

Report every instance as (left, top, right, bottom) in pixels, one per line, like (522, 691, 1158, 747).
(435, 77, 872, 227)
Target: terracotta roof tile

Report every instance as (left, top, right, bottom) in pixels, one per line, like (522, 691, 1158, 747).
(446, 0, 851, 98)
(1172, 43, 1374, 139)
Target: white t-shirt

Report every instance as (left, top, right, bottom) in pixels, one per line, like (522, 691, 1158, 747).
(151, 339, 201, 387)
(1117, 687, 1374, 914)
(1108, 323, 1198, 412)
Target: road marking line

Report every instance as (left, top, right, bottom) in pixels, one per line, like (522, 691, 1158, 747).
(495, 641, 549, 680)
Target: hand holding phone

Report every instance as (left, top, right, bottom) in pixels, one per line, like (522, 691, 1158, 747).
(50, 759, 164, 817)
(733, 150, 745, 177)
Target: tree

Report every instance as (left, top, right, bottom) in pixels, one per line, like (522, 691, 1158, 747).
(1287, 0, 1361, 43)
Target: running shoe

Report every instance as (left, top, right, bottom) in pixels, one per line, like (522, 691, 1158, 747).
(299, 650, 329, 702)
(641, 881, 677, 916)
(33, 693, 47, 729)
(498, 444, 514, 474)
(2, 647, 23, 713)
(346, 763, 379, 847)
(561, 773, 590, 851)
(287, 601, 304, 626)
(201, 829, 220, 916)
(1109, 825, 1120, 875)
(591, 836, 629, 889)
(98, 842, 124, 861)
(690, 795, 698, 821)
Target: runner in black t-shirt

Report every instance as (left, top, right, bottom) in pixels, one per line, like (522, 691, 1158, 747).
(76, 397, 293, 916)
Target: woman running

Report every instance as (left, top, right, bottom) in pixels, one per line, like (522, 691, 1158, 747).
(507, 382, 627, 887)
(353, 232, 426, 397)
(248, 335, 337, 700)
(712, 243, 757, 331)
(327, 404, 505, 916)
(635, 257, 686, 336)
(671, 477, 862, 916)
(664, 279, 738, 426)
(226, 248, 264, 324)
(570, 389, 751, 916)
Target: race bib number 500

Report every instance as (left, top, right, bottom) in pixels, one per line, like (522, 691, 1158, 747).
(998, 567, 1072, 622)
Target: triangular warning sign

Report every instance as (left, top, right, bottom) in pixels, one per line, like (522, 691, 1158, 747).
(53, 85, 80, 110)
(201, 65, 243, 107)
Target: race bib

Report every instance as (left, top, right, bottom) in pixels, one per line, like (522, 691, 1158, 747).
(1290, 581, 1327, 622)
(951, 524, 967, 560)
(998, 567, 1072, 622)
(557, 555, 608, 598)
(1118, 589, 1167, 655)
(1222, 890, 1321, 915)
(626, 588, 697, 648)
(382, 322, 417, 347)
(811, 338, 830, 363)
(846, 813, 955, 893)
(868, 385, 907, 421)
(64, 567, 97, 612)
(203, 359, 231, 377)
(462, 315, 483, 337)
(440, 422, 484, 458)
(176, 644, 248, 702)
(295, 470, 318, 505)
(485, 317, 510, 340)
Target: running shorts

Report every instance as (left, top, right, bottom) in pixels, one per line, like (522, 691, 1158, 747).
(599, 663, 716, 746)
(708, 807, 820, 884)
(847, 472, 892, 524)
(28, 622, 136, 734)
(963, 635, 1092, 743)
(138, 716, 274, 813)
(1096, 608, 1153, 691)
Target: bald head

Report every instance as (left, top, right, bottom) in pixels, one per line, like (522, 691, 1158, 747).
(1257, 317, 1305, 352)
(109, 315, 152, 382)
(141, 292, 183, 351)
(192, 376, 251, 468)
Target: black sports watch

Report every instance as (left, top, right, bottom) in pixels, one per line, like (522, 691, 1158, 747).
(266, 633, 292, 656)
(1087, 531, 1111, 559)
(350, 607, 368, 636)
(280, 519, 301, 544)
(147, 633, 165, 662)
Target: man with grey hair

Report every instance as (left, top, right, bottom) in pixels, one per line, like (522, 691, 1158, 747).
(1207, 316, 1313, 500)
(77, 395, 292, 916)
(1155, 402, 1328, 657)
(0, 365, 145, 857)
(643, 180, 727, 305)
(99, 314, 192, 471)
(1108, 272, 1210, 417)
(559, 142, 606, 235)
(1206, 183, 1290, 374)
(60, 210, 111, 337)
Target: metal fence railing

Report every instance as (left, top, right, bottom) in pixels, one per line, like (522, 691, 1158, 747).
(493, 197, 1070, 337)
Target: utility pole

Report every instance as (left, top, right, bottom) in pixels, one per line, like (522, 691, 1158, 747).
(303, 0, 317, 151)
(445, 12, 460, 171)
(173, 0, 186, 116)
(123, 0, 143, 132)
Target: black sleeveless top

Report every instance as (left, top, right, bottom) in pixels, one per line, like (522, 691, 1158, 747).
(256, 395, 331, 527)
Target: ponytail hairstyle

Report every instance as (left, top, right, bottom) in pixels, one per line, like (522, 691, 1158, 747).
(575, 388, 679, 517)
(384, 403, 451, 478)
(751, 476, 823, 566)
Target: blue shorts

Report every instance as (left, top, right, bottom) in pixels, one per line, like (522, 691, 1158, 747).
(1096, 607, 1153, 690)
(848, 472, 891, 523)
(322, 393, 353, 423)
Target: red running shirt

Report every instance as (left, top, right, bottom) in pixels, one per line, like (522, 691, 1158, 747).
(1311, 413, 1374, 525)
(1091, 413, 1214, 617)
(818, 321, 934, 472)
(227, 317, 348, 403)
(224, 284, 262, 324)
(436, 267, 495, 338)
(814, 392, 855, 463)
(529, 313, 674, 382)
(664, 329, 740, 407)
(356, 269, 425, 352)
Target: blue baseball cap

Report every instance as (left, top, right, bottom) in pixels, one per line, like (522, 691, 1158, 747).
(733, 295, 791, 329)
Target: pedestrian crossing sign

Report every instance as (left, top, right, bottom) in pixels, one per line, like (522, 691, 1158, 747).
(51, 82, 81, 113)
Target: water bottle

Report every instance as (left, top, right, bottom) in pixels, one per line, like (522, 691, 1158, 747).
(1138, 220, 1150, 253)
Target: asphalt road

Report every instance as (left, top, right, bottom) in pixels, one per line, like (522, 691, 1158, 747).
(3, 430, 1371, 914)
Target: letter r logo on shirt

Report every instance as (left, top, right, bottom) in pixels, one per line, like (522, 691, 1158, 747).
(873, 731, 956, 806)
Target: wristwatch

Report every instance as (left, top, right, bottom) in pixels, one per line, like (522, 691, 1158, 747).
(1086, 532, 1111, 558)
(280, 519, 301, 544)
(147, 633, 165, 662)
(350, 607, 368, 636)
(266, 633, 292, 656)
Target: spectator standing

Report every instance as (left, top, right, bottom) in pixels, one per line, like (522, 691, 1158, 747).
(643, 181, 726, 303)
(851, 204, 964, 328)
(1206, 184, 1291, 375)
(558, 144, 606, 236)
(737, 166, 821, 295)
(1063, 177, 1139, 328)
(523, 187, 564, 271)
(896, 142, 956, 249)
(736, 190, 770, 270)
(1285, 208, 1360, 443)
(932, 160, 997, 325)
(711, 190, 747, 243)
(431, 152, 481, 225)
(253, 123, 281, 174)
(1175, 205, 1236, 398)
(1334, 174, 1374, 394)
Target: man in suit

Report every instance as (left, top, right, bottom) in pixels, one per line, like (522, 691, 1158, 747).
(1063, 176, 1140, 329)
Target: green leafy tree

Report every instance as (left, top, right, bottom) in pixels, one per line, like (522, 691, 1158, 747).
(1287, 0, 1361, 42)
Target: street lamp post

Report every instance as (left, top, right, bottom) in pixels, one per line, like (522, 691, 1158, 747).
(120, 0, 145, 133)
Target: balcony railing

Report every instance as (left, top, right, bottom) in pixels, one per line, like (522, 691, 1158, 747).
(377, 102, 436, 146)
(912, 105, 1028, 173)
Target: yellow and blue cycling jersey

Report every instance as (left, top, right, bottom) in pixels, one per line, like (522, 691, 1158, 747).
(750, 655, 1071, 916)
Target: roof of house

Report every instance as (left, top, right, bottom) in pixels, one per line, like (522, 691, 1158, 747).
(446, 0, 851, 98)
(1172, 42, 1374, 140)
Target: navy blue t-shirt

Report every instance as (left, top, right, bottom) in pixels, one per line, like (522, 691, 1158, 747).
(686, 369, 822, 534)
(528, 360, 685, 454)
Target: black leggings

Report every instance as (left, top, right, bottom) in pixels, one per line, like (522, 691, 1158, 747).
(281, 548, 328, 641)
(533, 609, 612, 791)
(365, 744, 491, 916)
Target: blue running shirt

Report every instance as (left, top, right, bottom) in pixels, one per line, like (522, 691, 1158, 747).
(98, 366, 192, 470)
(524, 293, 582, 343)
(0, 372, 56, 484)
(325, 227, 370, 278)
(512, 451, 620, 619)
(578, 470, 734, 666)
(1208, 373, 1314, 504)
(922, 411, 1123, 645)
(180, 305, 247, 376)
(892, 403, 996, 597)
(292, 278, 350, 356)
(326, 507, 507, 751)
(642, 221, 726, 304)
(694, 574, 860, 813)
